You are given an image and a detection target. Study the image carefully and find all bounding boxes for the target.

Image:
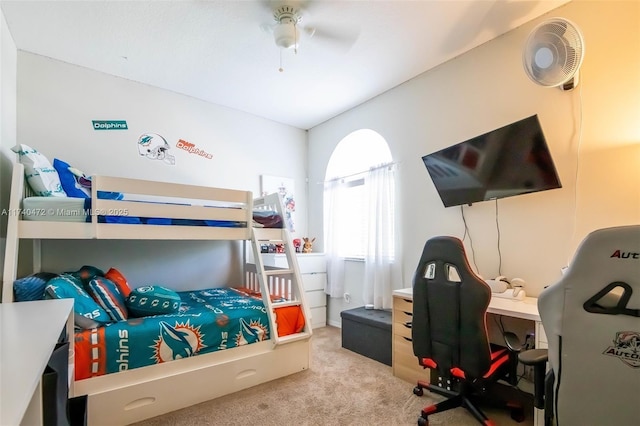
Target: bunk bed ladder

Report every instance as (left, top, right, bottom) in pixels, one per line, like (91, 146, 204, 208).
(250, 227, 313, 346)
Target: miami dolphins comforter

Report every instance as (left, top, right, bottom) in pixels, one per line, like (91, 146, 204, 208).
(74, 287, 296, 380)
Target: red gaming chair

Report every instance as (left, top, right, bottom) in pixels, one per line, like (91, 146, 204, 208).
(411, 236, 523, 426)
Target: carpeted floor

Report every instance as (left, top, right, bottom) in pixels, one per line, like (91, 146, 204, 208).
(132, 326, 533, 426)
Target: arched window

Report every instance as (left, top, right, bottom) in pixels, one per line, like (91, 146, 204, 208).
(325, 129, 393, 180)
(324, 129, 399, 309)
(325, 129, 393, 258)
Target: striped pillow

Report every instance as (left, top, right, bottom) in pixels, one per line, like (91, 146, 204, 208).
(87, 277, 128, 322)
(105, 267, 132, 298)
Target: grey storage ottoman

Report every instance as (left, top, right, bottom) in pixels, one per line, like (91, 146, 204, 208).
(340, 307, 392, 366)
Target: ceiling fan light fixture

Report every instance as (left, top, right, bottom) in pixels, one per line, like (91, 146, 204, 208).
(273, 20, 298, 49)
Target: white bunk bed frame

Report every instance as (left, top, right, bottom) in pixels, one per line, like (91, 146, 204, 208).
(2, 163, 312, 425)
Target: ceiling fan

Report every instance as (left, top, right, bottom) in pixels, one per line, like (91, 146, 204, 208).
(270, 4, 305, 51)
(261, 2, 360, 71)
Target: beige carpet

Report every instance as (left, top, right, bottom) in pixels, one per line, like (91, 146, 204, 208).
(133, 326, 533, 426)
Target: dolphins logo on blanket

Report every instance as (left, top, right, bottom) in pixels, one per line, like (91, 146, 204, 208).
(234, 318, 268, 346)
(151, 321, 205, 363)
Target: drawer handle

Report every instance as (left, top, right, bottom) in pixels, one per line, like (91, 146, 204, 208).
(403, 298, 412, 303)
(403, 336, 412, 342)
(403, 311, 413, 316)
(403, 322, 412, 328)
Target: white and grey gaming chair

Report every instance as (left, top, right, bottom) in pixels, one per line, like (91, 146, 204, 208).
(536, 225, 640, 425)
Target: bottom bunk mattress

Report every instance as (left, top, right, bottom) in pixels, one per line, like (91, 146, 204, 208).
(74, 287, 304, 380)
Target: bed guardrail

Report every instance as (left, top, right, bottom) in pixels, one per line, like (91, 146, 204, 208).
(244, 263, 295, 300)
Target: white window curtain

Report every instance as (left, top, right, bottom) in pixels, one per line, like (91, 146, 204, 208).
(363, 164, 400, 310)
(323, 178, 348, 298)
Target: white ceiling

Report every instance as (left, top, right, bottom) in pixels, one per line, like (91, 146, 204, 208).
(0, 0, 570, 130)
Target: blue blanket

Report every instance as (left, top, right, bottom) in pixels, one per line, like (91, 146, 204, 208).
(74, 288, 271, 378)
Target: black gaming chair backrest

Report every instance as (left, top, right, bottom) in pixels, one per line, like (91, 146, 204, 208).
(412, 236, 492, 378)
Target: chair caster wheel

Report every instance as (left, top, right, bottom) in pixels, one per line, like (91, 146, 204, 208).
(413, 386, 424, 396)
(510, 407, 525, 423)
(417, 417, 429, 426)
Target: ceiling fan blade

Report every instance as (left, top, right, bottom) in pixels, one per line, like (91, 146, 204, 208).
(260, 0, 282, 14)
(305, 24, 361, 51)
(260, 22, 277, 34)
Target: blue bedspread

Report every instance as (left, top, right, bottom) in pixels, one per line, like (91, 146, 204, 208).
(74, 288, 271, 379)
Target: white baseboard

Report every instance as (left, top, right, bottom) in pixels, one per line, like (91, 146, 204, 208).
(327, 319, 341, 328)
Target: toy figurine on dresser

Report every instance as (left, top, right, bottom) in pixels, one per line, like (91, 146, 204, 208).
(302, 237, 315, 253)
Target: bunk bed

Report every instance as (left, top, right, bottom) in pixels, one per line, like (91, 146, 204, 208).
(2, 163, 312, 425)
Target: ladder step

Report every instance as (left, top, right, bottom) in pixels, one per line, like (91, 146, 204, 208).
(276, 331, 312, 344)
(254, 228, 287, 242)
(264, 268, 294, 276)
(273, 300, 302, 308)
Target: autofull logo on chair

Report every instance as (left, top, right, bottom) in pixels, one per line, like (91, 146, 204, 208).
(610, 249, 640, 259)
(602, 331, 640, 368)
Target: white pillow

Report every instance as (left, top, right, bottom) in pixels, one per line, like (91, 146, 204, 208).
(11, 144, 66, 197)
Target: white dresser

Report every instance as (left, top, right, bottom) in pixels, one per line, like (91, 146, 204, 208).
(259, 252, 327, 328)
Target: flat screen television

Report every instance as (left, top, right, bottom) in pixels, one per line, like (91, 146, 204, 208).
(422, 115, 561, 207)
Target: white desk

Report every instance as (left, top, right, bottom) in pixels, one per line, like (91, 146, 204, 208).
(1, 299, 74, 426)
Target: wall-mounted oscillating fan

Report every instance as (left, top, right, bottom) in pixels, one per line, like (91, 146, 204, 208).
(523, 17, 585, 90)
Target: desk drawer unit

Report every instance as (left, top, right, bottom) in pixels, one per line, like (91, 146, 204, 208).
(392, 296, 430, 384)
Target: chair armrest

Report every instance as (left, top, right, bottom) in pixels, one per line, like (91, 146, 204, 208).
(518, 349, 549, 409)
(518, 348, 548, 365)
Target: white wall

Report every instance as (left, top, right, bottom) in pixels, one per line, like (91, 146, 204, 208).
(12, 52, 308, 289)
(17, 52, 307, 198)
(0, 7, 17, 294)
(308, 0, 640, 325)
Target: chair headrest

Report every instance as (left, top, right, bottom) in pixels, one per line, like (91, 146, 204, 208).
(557, 225, 640, 313)
(419, 236, 482, 282)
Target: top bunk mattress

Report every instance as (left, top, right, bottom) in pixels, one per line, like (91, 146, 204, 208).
(21, 195, 284, 228)
(21, 195, 246, 227)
